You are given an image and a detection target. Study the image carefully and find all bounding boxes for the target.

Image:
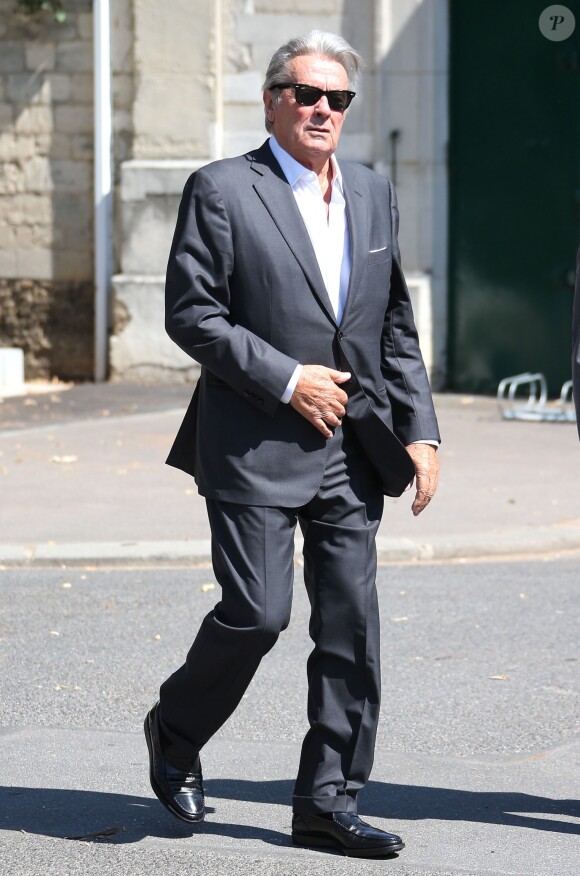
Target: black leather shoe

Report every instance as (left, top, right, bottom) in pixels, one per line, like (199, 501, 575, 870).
(292, 812, 404, 858)
(144, 702, 205, 823)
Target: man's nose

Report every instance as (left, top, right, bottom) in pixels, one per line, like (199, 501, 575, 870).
(312, 95, 331, 115)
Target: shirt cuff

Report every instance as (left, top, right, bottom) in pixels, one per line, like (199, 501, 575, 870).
(280, 364, 303, 404)
(408, 439, 439, 448)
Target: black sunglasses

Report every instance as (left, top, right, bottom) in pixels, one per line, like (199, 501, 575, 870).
(274, 83, 356, 112)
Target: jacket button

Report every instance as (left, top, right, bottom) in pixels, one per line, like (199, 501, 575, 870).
(338, 331, 344, 341)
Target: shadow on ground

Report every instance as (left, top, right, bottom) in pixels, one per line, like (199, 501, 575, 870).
(1, 781, 578, 845)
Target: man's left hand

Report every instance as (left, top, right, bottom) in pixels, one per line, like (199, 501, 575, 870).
(405, 443, 440, 516)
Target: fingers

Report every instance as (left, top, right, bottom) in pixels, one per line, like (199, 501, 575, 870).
(405, 443, 440, 516)
(313, 417, 334, 438)
(411, 473, 437, 515)
(289, 365, 350, 436)
(328, 369, 351, 384)
(411, 489, 433, 517)
(297, 403, 344, 437)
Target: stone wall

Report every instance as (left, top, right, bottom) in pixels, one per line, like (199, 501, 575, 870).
(0, 276, 93, 378)
(0, 0, 133, 380)
(131, 0, 215, 160)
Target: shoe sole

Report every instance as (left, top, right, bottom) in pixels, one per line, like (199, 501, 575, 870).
(292, 832, 404, 858)
(144, 713, 205, 824)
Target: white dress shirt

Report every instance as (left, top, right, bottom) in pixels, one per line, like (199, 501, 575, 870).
(269, 136, 349, 403)
(269, 135, 351, 325)
(268, 137, 438, 449)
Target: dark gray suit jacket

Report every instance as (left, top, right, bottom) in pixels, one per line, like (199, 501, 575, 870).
(573, 245, 580, 438)
(165, 140, 440, 505)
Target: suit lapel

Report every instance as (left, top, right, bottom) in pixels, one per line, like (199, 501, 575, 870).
(250, 142, 337, 326)
(340, 162, 369, 326)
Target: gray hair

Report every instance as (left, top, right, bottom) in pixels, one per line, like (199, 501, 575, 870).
(262, 30, 364, 133)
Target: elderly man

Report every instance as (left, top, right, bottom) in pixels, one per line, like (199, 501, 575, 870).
(144, 31, 440, 858)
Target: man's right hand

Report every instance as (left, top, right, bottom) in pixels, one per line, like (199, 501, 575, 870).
(289, 365, 351, 438)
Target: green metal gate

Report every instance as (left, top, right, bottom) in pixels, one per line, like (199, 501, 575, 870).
(448, 0, 580, 394)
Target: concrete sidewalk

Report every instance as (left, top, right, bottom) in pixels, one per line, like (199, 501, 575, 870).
(1, 382, 579, 565)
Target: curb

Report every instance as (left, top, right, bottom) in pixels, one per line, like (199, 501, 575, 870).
(374, 525, 580, 562)
(1, 525, 580, 567)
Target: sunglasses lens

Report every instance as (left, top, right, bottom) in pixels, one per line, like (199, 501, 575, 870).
(329, 93, 350, 111)
(294, 86, 322, 106)
(288, 85, 354, 111)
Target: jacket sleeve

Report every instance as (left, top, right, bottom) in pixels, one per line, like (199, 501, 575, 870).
(165, 169, 299, 417)
(380, 178, 441, 445)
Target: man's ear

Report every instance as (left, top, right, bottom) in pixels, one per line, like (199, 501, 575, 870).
(263, 90, 275, 123)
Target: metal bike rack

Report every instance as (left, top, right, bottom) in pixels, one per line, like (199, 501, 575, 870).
(497, 372, 576, 423)
(497, 372, 548, 420)
(559, 380, 577, 423)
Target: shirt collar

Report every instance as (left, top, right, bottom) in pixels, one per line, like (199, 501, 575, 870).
(269, 135, 343, 194)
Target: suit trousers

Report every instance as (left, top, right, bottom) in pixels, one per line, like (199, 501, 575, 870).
(158, 418, 385, 814)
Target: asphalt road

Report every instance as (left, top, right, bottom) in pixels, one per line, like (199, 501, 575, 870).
(0, 558, 578, 875)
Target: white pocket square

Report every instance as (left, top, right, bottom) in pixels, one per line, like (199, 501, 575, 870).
(369, 245, 388, 253)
